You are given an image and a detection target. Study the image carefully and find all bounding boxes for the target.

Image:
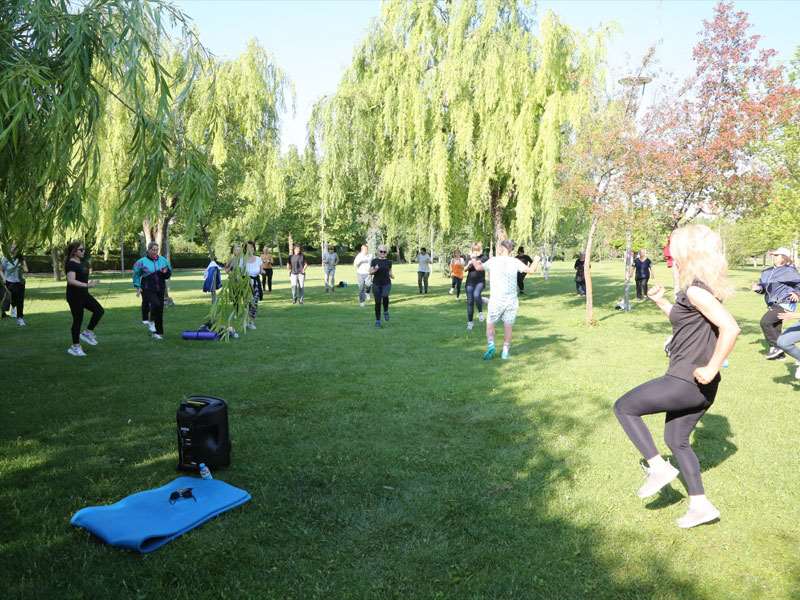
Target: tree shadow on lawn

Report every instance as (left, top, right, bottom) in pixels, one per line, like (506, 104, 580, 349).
(2, 294, 719, 599)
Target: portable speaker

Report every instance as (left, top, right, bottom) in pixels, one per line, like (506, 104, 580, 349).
(176, 395, 231, 471)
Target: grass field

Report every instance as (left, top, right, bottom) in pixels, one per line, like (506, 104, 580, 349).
(2, 261, 798, 599)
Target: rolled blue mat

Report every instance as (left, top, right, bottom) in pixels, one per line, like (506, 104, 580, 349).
(181, 330, 219, 340)
(70, 476, 251, 553)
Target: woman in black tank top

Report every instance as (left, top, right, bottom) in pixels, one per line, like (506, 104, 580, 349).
(613, 225, 740, 529)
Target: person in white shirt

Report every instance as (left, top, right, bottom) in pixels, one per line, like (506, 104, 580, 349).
(353, 244, 372, 307)
(472, 239, 539, 360)
(416, 248, 432, 294)
(244, 240, 263, 329)
(322, 245, 339, 293)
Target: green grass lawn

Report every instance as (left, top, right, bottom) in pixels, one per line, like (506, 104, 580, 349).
(2, 261, 798, 599)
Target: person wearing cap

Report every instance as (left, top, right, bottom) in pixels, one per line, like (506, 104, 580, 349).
(751, 247, 800, 360)
(369, 245, 393, 327)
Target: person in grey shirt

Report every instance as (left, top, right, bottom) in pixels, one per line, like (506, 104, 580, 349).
(1, 243, 28, 326)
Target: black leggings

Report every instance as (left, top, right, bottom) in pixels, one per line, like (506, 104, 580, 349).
(142, 288, 165, 335)
(451, 277, 462, 298)
(614, 374, 719, 495)
(67, 292, 104, 344)
(141, 295, 150, 321)
(261, 268, 273, 292)
(5, 281, 25, 318)
(636, 278, 650, 299)
(373, 284, 391, 320)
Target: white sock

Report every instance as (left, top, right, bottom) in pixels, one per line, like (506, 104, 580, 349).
(502, 344, 510, 352)
(688, 494, 712, 510)
(647, 455, 668, 470)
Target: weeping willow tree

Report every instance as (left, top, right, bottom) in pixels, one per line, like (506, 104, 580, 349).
(311, 0, 607, 248)
(0, 0, 209, 254)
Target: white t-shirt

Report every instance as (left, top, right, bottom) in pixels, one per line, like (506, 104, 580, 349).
(417, 253, 432, 273)
(245, 256, 263, 277)
(323, 251, 338, 269)
(354, 251, 372, 275)
(484, 256, 527, 301)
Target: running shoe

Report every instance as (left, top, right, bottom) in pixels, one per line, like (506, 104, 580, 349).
(360, 302, 365, 307)
(152, 333, 163, 340)
(467, 321, 474, 331)
(449, 288, 454, 295)
(299, 299, 304, 305)
(148, 321, 156, 333)
(478, 312, 485, 322)
(80, 331, 98, 346)
(384, 311, 390, 322)
(501, 347, 510, 360)
(375, 320, 381, 328)
(16, 318, 26, 327)
(794, 362, 800, 380)
(67, 346, 87, 357)
(142, 320, 149, 327)
(766, 346, 785, 360)
(637, 461, 680, 498)
(246, 322, 257, 330)
(482, 344, 496, 360)
(10, 306, 17, 318)
(677, 503, 720, 529)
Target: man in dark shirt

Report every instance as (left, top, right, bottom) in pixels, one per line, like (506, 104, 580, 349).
(632, 250, 653, 300)
(516, 247, 533, 294)
(369, 244, 393, 327)
(288, 245, 308, 304)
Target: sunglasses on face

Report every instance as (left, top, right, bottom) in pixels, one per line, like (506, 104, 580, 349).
(169, 487, 196, 504)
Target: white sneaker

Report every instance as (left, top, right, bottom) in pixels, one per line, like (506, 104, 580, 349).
(80, 331, 98, 346)
(10, 306, 17, 318)
(67, 346, 87, 357)
(246, 322, 257, 330)
(794, 363, 800, 380)
(142, 320, 149, 327)
(637, 461, 680, 498)
(148, 321, 156, 333)
(16, 318, 26, 327)
(360, 302, 365, 307)
(478, 313, 485, 322)
(152, 333, 163, 340)
(677, 503, 720, 529)
(467, 321, 474, 331)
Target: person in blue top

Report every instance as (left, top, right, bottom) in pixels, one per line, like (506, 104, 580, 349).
(751, 247, 800, 359)
(203, 256, 223, 304)
(133, 242, 172, 340)
(632, 249, 654, 300)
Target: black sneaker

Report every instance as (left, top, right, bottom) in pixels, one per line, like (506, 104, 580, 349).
(766, 346, 785, 360)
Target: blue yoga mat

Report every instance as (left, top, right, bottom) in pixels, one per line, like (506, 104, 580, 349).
(70, 476, 251, 553)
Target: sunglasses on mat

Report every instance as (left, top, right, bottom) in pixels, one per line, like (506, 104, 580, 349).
(169, 487, 196, 504)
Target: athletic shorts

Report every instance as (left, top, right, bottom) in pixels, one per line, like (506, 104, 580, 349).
(487, 297, 518, 325)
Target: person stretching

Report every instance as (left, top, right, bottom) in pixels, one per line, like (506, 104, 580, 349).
(64, 241, 104, 356)
(370, 245, 393, 327)
(751, 247, 800, 360)
(449, 250, 465, 299)
(613, 224, 740, 529)
(464, 242, 487, 331)
(133, 241, 172, 340)
(472, 239, 539, 359)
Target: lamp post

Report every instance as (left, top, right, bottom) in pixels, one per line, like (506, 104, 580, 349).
(618, 75, 652, 312)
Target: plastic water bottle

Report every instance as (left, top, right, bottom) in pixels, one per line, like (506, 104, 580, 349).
(199, 463, 213, 480)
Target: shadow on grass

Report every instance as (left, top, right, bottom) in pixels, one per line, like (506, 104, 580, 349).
(1, 279, 717, 599)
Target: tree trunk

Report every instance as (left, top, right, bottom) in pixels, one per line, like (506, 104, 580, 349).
(51, 247, 61, 281)
(490, 188, 507, 245)
(274, 235, 283, 267)
(200, 225, 214, 260)
(395, 241, 402, 263)
(120, 235, 125, 273)
(584, 215, 599, 326)
(623, 227, 633, 311)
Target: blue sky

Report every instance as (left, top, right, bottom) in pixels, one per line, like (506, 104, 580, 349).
(175, 0, 800, 152)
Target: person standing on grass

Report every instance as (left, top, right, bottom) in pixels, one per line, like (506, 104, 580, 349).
(322, 245, 339, 293)
(370, 244, 393, 327)
(776, 311, 800, 380)
(449, 250, 465, 299)
(574, 252, 587, 296)
(515, 247, 533, 294)
(613, 224, 740, 529)
(632, 249, 654, 300)
(244, 241, 263, 330)
(133, 241, 172, 340)
(64, 241, 104, 357)
(751, 247, 800, 360)
(288, 245, 307, 305)
(203, 255, 223, 304)
(416, 247, 432, 294)
(260, 245, 274, 294)
(354, 244, 372, 307)
(471, 239, 539, 360)
(464, 242, 487, 331)
(0, 243, 28, 326)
